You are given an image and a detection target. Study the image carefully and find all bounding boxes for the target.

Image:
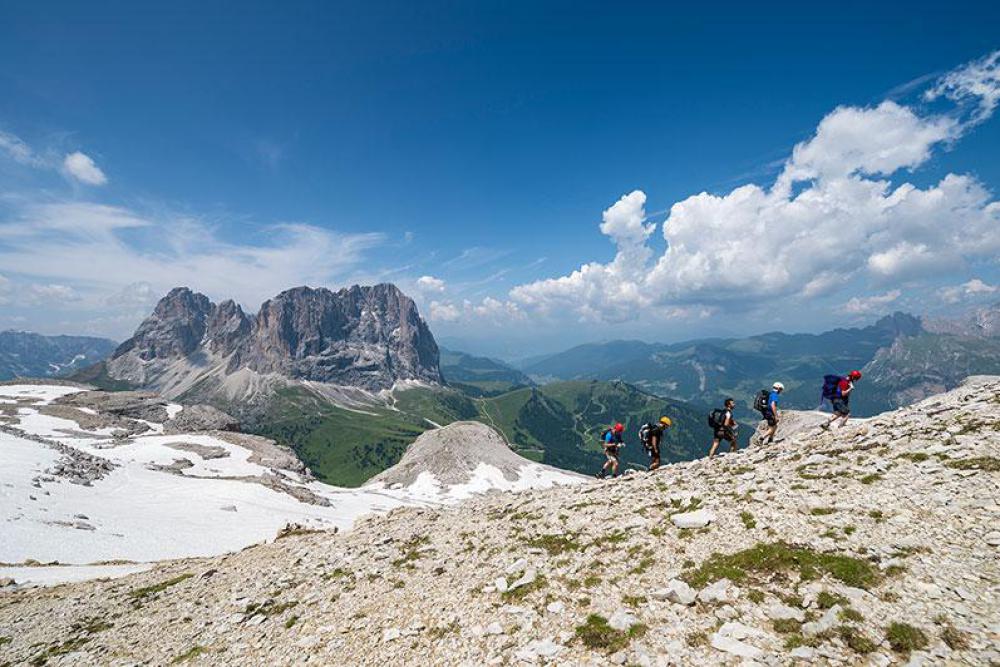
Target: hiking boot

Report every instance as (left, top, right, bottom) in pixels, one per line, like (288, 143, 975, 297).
(820, 422, 830, 431)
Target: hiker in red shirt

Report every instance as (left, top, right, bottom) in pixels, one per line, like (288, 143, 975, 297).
(821, 370, 861, 431)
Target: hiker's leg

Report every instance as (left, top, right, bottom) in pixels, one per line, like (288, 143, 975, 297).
(728, 435, 738, 452)
(709, 439, 720, 458)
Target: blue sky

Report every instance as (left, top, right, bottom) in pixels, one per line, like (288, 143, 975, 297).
(1, 1, 999, 358)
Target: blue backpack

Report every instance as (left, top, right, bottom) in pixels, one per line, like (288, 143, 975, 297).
(821, 375, 845, 400)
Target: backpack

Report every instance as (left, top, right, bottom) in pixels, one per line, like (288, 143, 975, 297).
(821, 375, 845, 400)
(638, 422, 653, 445)
(707, 409, 727, 429)
(753, 389, 770, 413)
(600, 428, 612, 441)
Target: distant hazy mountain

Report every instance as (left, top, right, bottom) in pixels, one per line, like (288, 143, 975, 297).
(439, 347, 533, 397)
(522, 313, 923, 415)
(0, 331, 117, 381)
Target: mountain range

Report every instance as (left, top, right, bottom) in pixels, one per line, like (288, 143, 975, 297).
(0, 331, 117, 381)
(46, 284, 1000, 487)
(519, 308, 1000, 416)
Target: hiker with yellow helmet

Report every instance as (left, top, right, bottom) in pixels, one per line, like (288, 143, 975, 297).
(639, 416, 673, 470)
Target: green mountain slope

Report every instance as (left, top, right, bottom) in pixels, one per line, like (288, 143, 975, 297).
(248, 380, 707, 486)
(478, 380, 707, 474)
(439, 347, 533, 397)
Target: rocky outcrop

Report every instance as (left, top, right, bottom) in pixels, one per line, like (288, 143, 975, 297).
(368, 421, 584, 491)
(104, 284, 442, 401)
(2, 377, 997, 665)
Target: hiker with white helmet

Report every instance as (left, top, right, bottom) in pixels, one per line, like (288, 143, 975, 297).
(754, 381, 784, 446)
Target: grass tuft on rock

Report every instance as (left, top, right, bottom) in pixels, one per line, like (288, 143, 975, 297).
(838, 625, 877, 654)
(682, 542, 880, 590)
(886, 622, 928, 653)
(525, 534, 581, 555)
(170, 646, 207, 664)
(573, 614, 645, 653)
(128, 573, 193, 603)
(946, 456, 1000, 472)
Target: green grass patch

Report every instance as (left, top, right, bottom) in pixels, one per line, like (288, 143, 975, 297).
(621, 594, 647, 607)
(810, 507, 837, 516)
(501, 575, 548, 602)
(839, 607, 864, 622)
(897, 452, 929, 463)
(838, 625, 876, 654)
(817, 591, 848, 609)
(284, 615, 299, 629)
(128, 573, 193, 602)
(772, 618, 802, 634)
(946, 457, 1000, 472)
(574, 614, 646, 653)
(682, 542, 880, 590)
(886, 622, 928, 653)
(525, 533, 582, 555)
(859, 474, 882, 485)
(739, 511, 756, 529)
(171, 646, 208, 664)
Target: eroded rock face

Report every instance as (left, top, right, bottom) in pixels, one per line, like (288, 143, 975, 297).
(105, 284, 441, 395)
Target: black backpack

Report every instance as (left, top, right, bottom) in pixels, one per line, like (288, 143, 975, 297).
(754, 389, 770, 413)
(707, 409, 727, 429)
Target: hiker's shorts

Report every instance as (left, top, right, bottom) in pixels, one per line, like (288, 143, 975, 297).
(831, 397, 850, 416)
(714, 428, 736, 442)
(604, 447, 620, 463)
(762, 410, 777, 427)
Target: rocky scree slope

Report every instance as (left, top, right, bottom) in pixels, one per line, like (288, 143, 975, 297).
(101, 284, 441, 412)
(1, 378, 998, 665)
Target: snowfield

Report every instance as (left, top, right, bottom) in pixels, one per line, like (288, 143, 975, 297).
(0, 383, 579, 586)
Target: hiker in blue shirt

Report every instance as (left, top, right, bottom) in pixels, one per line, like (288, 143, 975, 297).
(760, 382, 784, 446)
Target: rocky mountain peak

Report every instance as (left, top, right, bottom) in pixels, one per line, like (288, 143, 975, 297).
(106, 283, 441, 397)
(871, 311, 923, 338)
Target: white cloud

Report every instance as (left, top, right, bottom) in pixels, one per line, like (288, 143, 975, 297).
(62, 151, 108, 185)
(0, 131, 44, 167)
(105, 281, 160, 307)
(416, 275, 446, 292)
(507, 51, 1000, 324)
(939, 278, 999, 304)
(840, 289, 901, 315)
(0, 201, 385, 334)
(0, 273, 10, 305)
(429, 300, 460, 322)
(926, 50, 1000, 126)
(26, 283, 81, 304)
(427, 297, 525, 324)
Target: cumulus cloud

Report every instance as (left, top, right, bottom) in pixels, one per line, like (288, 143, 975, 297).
(507, 51, 1000, 324)
(416, 275, 446, 292)
(62, 151, 108, 185)
(939, 278, 999, 304)
(427, 297, 525, 324)
(840, 289, 902, 315)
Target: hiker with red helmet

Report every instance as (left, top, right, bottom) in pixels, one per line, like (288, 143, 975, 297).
(821, 370, 862, 431)
(596, 422, 626, 478)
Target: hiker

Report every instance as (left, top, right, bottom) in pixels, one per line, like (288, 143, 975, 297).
(821, 371, 862, 431)
(708, 398, 738, 458)
(597, 422, 625, 478)
(639, 416, 672, 470)
(756, 382, 784, 445)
